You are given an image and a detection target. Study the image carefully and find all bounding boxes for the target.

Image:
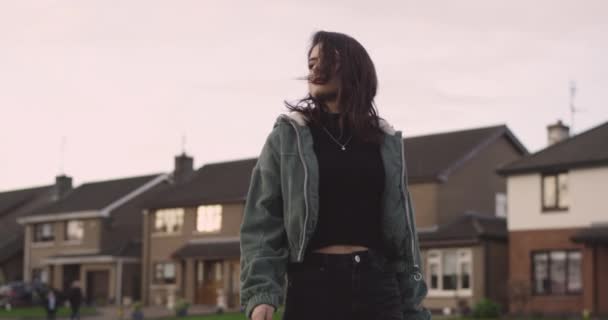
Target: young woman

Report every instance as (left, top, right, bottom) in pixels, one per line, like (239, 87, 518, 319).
(240, 31, 429, 320)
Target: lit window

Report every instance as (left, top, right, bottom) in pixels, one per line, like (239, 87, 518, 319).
(196, 205, 222, 233)
(154, 208, 184, 234)
(65, 220, 84, 241)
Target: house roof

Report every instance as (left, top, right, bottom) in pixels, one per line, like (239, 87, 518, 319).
(405, 125, 528, 183)
(498, 121, 608, 175)
(419, 212, 507, 248)
(172, 238, 240, 259)
(0, 185, 54, 263)
(98, 181, 173, 257)
(28, 174, 162, 216)
(144, 125, 526, 209)
(571, 225, 608, 245)
(0, 186, 51, 217)
(144, 158, 257, 209)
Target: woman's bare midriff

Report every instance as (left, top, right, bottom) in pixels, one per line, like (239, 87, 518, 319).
(312, 245, 369, 254)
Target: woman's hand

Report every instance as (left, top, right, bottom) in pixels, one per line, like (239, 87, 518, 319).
(251, 304, 275, 320)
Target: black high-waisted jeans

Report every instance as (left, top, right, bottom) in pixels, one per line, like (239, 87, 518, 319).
(282, 248, 403, 320)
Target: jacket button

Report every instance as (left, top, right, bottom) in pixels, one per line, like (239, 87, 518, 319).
(354, 255, 361, 263)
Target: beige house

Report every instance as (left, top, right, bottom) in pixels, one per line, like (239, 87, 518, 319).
(498, 120, 608, 316)
(141, 158, 256, 310)
(18, 173, 170, 305)
(403, 124, 528, 313)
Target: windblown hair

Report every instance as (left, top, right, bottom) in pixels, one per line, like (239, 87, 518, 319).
(284, 30, 384, 144)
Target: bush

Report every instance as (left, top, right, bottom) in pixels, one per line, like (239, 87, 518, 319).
(173, 298, 190, 317)
(472, 298, 501, 318)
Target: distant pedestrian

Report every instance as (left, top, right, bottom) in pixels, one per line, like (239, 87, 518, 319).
(43, 288, 58, 320)
(67, 281, 83, 320)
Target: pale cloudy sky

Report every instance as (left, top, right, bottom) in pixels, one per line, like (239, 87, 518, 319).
(1, 0, 607, 191)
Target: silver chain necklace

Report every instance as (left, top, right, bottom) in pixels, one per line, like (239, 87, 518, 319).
(321, 126, 353, 151)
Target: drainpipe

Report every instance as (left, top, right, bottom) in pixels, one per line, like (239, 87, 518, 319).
(592, 245, 597, 314)
(116, 260, 123, 306)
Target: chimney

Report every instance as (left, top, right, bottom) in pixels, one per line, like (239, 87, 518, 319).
(547, 120, 570, 146)
(173, 153, 194, 184)
(53, 174, 72, 200)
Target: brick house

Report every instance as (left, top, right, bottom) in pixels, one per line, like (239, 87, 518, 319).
(406, 125, 528, 313)
(498, 120, 608, 316)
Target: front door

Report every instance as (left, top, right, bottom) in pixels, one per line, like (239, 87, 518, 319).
(195, 260, 223, 305)
(62, 264, 81, 292)
(86, 270, 109, 306)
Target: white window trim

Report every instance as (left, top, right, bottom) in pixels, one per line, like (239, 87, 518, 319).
(31, 242, 55, 249)
(61, 239, 84, 246)
(427, 248, 473, 297)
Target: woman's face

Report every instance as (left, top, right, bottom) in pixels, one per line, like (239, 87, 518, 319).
(307, 43, 340, 101)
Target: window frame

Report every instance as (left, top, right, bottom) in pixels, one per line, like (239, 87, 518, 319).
(541, 172, 569, 213)
(530, 249, 582, 296)
(33, 223, 55, 243)
(153, 262, 177, 284)
(426, 248, 473, 297)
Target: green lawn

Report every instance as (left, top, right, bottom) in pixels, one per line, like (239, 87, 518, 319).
(160, 309, 284, 320)
(0, 306, 96, 318)
(159, 314, 601, 320)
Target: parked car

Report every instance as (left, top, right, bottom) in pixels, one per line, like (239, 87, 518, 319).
(0, 281, 49, 308)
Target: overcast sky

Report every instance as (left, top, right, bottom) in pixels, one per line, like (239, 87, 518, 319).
(1, 0, 607, 191)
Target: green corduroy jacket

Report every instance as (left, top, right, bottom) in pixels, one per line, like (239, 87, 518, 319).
(240, 111, 430, 319)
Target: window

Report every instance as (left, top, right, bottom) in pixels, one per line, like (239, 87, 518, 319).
(65, 220, 84, 241)
(532, 250, 581, 295)
(154, 262, 176, 284)
(426, 249, 472, 295)
(196, 205, 222, 233)
(429, 264, 439, 289)
(153, 208, 184, 234)
(495, 193, 507, 218)
(542, 172, 569, 211)
(33, 223, 54, 242)
(443, 251, 458, 290)
(460, 252, 471, 290)
(32, 268, 49, 284)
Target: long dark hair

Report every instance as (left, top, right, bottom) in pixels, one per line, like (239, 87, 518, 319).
(284, 31, 384, 144)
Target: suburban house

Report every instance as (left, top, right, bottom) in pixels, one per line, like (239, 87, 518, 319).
(17, 171, 173, 305)
(405, 125, 528, 313)
(141, 158, 256, 310)
(498, 120, 608, 316)
(138, 123, 527, 313)
(0, 175, 72, 284)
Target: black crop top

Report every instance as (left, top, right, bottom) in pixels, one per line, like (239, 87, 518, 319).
(305, 110, 385, 253)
